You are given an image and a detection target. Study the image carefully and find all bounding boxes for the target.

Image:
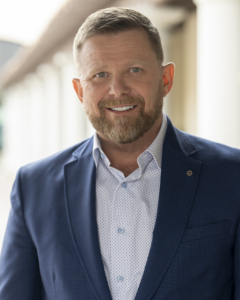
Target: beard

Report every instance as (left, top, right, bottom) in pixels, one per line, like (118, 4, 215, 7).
(85, 86, 164, 144)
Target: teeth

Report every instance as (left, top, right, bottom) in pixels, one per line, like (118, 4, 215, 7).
(110, 106, 134, 111)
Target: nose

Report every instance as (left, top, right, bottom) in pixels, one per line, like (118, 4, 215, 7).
(108, 75, 131, 98)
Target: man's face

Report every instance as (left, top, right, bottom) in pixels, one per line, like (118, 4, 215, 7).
(73, 29, 169, 144)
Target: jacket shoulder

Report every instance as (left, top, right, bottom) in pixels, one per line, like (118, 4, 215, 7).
(20, 138, 92, 179)
(179, 129, 240, 165)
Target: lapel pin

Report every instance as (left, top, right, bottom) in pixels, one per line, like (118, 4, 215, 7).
(187, 170, 193, 176)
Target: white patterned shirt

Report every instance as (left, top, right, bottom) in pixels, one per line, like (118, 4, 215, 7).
(93, 113, 168, 300)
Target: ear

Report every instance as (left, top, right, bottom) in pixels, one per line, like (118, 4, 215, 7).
(72, 78, 83, 103)
(162, 63, 175, 97)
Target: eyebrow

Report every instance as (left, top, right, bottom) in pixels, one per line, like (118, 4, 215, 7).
(88, 66, 109, 73)
(87, 60, 148, 75)
(88, 61, 147, 73)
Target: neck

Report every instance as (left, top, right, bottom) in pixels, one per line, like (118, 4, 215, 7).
(97, 113, 163, 177)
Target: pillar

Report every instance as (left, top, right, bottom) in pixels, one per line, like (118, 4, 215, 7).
(194, 0, 240, 148)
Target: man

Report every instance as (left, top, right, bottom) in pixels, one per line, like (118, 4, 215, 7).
(0, 7, 240, 300)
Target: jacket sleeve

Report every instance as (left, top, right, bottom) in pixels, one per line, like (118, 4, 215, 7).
(0, 169, 41, 300)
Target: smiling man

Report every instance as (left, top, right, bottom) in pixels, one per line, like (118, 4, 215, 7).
(72, 27, 174, 177)
(1, 7, 240, 300)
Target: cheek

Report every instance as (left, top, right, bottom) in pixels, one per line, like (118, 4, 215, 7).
(84, 82, 98, 97)
(82, 83, 105, 115)
(82, 99, 100, 116)
(135, 85, 157, 109)
(85, 81, 108, 99)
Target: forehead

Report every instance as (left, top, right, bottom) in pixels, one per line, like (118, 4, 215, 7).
(78, 29, 157, 71)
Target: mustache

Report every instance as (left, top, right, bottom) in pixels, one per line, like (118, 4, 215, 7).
(98, 96, 144, 108)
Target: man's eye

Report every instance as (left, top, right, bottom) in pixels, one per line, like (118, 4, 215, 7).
(96, 72, 107, 78)
(131, 67, 141, 73)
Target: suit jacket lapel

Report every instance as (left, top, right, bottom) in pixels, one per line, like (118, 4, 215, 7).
(135, 119, 202, 300)
(64, 138, 112, 300)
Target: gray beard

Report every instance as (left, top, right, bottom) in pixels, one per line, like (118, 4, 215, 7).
(85, 89, 164, 144)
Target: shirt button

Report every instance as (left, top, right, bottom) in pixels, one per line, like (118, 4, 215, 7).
(117, 276, 124, 283)
(117, 227, 125, 234)
(121, 182, 127, 188)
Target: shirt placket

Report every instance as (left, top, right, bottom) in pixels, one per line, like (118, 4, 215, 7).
(110, 179, 138, 300)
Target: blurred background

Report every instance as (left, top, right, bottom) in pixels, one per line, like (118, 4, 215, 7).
(0, 0, 240, 251)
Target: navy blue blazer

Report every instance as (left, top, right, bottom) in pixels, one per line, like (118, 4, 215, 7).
(1, 117, 240, 300)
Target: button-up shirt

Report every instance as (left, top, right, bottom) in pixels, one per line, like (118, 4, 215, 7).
(93, 113, 168, 300)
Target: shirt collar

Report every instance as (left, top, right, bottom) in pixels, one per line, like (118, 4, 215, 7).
(146, 112, 167, 169)
(92, 112, 168, 169)
(93, 130, 105, 167)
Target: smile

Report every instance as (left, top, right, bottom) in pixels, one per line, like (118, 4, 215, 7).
(108, 105, 137, 112)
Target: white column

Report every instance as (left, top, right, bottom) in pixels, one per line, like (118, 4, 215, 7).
(37, 64, 61, 156)
(53, 52, 89, 148)
(194, 0, 240, 148)
(60, 63, 89, 146)
(24, 74, 45, 163)
(2, 84, 26, 173)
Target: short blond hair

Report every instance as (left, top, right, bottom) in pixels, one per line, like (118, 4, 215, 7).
(73, 7, 164, 74)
